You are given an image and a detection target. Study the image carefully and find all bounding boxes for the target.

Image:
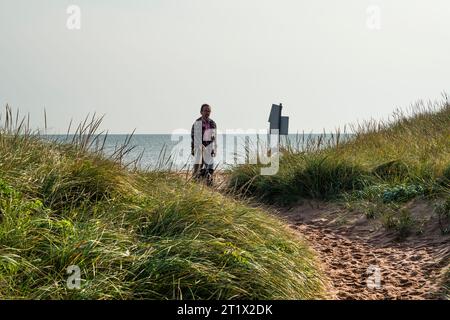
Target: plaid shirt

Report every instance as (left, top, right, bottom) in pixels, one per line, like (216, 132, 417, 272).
(191, 117, 217, 154)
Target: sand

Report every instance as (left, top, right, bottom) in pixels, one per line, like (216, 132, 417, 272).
(178, 171, 450, 299)
(278, 200, 449, 300)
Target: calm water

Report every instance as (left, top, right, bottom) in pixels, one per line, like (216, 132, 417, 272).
(45, 134, 351, 170)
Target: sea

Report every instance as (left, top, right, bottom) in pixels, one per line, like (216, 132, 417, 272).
(44, 133, 350, 171)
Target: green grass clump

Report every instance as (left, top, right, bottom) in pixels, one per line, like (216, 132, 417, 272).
(39, 157, 131, 210)
(292, 155, 368, 199)
(435, 197, 450, 234)
(0, 108, 325, 299)
(441, 164, 450, 187)
(227, 153, 369, 204)
(372, 160, 410, 182)
(352, 183, 426, 203)
(380, 208, 416, 239)
(381, 184, 425, 203)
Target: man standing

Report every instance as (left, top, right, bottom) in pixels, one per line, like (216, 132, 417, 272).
(191, 104, 217, 185)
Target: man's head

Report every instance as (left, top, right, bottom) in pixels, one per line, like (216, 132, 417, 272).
(200, 104, 211, 119)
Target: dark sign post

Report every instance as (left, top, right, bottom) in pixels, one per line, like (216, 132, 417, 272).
(268, 103, 289, 147)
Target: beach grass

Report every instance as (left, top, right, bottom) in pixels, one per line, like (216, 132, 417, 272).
(226, 97, 450, 208)
(0, 106, 326, 299)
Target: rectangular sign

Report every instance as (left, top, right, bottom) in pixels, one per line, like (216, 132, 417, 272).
(280, 116, 289, 135)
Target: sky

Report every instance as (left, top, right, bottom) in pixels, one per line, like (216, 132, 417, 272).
(0, 0, 449, 134)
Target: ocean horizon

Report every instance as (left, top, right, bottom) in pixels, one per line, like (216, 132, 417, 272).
(43, 133, 353, 170)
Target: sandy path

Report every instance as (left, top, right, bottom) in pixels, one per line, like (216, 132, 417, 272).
(178, 171, 449, 299)
(279, 202, 449, 300)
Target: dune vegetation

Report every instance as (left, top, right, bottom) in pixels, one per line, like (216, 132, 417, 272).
(1, 95, 448, 300)
(227, 97, 450, 238)
(0, 106, 326, 299)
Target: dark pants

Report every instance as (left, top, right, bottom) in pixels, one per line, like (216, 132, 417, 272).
(192, 147, 215, 185)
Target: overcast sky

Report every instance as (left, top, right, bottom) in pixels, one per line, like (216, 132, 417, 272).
(0, 0, 449, 134)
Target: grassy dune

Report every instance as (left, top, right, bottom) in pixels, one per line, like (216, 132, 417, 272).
(228, 98, 449, 204)
(0, 108, 325, 299)
(227, 98, 450, 238)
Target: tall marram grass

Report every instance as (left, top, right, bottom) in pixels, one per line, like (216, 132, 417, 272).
(227, 96, 450, 205)
(0, 105, 325, 299)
